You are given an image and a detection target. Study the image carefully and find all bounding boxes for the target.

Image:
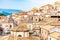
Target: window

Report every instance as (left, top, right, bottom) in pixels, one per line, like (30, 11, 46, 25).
(58, 11, 60, 13)
(50, 38, 51, 40)
(18, 35, 22, 37)
(39, 19, 41, 21)
(51, 16, 58, 18)
(59, 19, 60, 21)
(58, 16, 60, 18)
(36, 19, 37, 21)
(40, 9, 43, 12)
(51, 16, 60, 18)
(10, 25, 12, 28)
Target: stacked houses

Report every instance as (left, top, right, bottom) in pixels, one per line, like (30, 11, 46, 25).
(0, 1, 60, 40)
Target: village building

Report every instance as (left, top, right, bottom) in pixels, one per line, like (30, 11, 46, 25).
(40, 25, 56, 40)
(0, 2, 60, 40)
(10, 23, 29, 38)
(48, 32, 60, 40)
(0, 16, 8, 23)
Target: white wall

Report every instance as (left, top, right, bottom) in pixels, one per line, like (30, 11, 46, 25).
(48, 36, 57, 40)
(11, 32, 29, 37)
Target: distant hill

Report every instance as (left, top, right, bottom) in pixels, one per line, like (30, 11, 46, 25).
(0, 9, 23, 16)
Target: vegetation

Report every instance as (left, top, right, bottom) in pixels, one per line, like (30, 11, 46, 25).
(0, 13, 6, 16)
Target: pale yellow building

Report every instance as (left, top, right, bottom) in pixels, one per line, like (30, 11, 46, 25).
(54, 2, 60, 11)
(40, 25, 55, 40)
(48, 32, 60, 40)
(40, 4, 53, 14)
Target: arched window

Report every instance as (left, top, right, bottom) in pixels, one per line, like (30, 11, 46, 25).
(18, 35, 22, 37)
(39, 19, 41, 21)
(10, 25, 12, 28)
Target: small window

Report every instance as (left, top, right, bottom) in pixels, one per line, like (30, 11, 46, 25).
(39, 19, 41, 21)
(18, 35, 22, 37)
(40, 9, 43, 11)
(51, 16, 60, 18)
(58, 16, 60, 18)
(51, 6, 54, 9)
(10, 25, 12, 28)
(58, 11, 60, 13)
(35, 10, 38, 12)
(59, 19, 60, 21)
(51, 16, 58, 18)
(50, 38, 51, 40)
(36, 19, 37, 21)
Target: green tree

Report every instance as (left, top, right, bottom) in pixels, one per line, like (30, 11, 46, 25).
(0, 13, 6, 16)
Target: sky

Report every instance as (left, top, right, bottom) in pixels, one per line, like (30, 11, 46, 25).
(0, 0, 60, 11)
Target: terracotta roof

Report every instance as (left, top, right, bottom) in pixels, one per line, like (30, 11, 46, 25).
(18, 12, 27, 15)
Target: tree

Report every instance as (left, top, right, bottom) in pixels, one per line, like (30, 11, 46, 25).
(0, 13, 6, 16)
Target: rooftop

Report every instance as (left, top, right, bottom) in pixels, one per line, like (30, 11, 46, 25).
(49, 32, 60, 39)
(55, 2, 60, 6)
(41, 25, 55, 30)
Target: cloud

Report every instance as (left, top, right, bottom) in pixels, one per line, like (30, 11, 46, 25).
(0, 0, 60, 11)
(28, 0, 60, 8)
